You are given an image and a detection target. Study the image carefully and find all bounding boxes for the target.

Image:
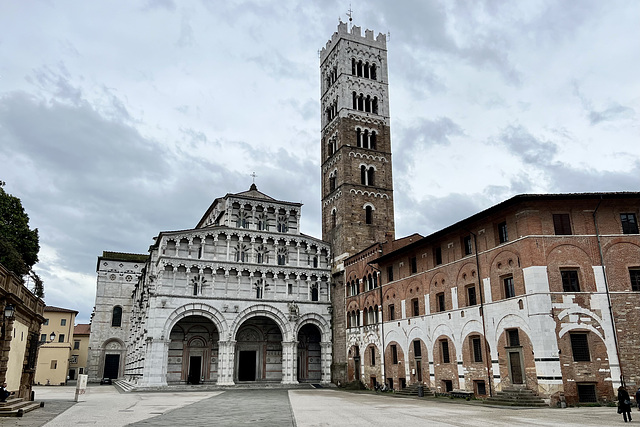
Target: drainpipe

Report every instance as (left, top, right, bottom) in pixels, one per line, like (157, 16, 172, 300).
(471, 232, 493, 397)
(369, 259, 385, 387)
(592, 197, 624, 387)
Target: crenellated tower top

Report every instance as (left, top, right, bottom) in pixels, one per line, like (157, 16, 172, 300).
(320, 22, 387, 63)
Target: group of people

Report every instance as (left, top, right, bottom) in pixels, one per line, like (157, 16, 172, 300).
(618, 386, 640, 423)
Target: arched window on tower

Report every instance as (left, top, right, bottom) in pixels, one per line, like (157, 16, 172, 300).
(331, 209, 337, 228)
(311, 284, 319, 301)
(329, 171, 336, 192)
(371, 131, 377, 150)
(365, 95, 371, 113)
(360, 165, 367, 185)
(352, 92, 357, 109)
(277, 215, 288, 233)
(356, 128, 362, 147)
(111, 306, 122, 327)
(363, 130, 369, 149)
(235, 244, 247, 262)
(358, 94, 364, 111)
(371, 64, 377, 80)
(365, 205, 373, 224)
(373, 97, 379, 114)
(357, 60, 363, 77)
(364, 62, 370, 79)
(367, 167, 375, 186)
(352, 58, 356, 75)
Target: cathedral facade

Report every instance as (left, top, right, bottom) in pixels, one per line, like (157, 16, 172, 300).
(89, 186, 332, 386)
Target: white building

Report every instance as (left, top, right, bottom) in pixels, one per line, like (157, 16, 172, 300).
(90, 185, 333, 387)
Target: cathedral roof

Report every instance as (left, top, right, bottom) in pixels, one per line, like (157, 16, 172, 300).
(232, 183, 275, 201)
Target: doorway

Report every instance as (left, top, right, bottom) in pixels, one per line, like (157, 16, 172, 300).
(188, 356, 201, 384)
(103, 354, 120, 379)
(238, 351, 256, 381)
(508, 350, 524, 384)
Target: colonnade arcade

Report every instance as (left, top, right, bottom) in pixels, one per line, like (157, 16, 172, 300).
(150, 304, 332, 386)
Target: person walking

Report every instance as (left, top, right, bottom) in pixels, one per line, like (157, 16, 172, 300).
(618, 385, 633, 422)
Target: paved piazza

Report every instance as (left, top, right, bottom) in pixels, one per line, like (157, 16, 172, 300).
(0, 385, 628, 427)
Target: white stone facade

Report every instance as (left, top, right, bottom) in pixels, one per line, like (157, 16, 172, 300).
(92, 185, 332, 387)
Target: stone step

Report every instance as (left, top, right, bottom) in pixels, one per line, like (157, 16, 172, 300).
(395, 383, 434, 397)
(484, 388, 547, 407)
(114, 380, 136, 393)
(0, 398, 41, 417)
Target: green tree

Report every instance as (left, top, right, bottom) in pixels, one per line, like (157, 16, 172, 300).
(0, 182, 42, 296)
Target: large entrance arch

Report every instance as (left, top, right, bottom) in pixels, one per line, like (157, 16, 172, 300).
(167, 315, 219, 384)
(235, 316, 283, 382)
(297, 324, 321, 382)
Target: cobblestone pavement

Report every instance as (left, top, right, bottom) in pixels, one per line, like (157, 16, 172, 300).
(1, 385, 633, 426)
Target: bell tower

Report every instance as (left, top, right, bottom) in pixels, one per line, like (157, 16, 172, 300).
(320, 22, 395, 271)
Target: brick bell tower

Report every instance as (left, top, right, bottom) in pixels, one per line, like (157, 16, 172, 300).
(320, 21, 395, 271)
(320, 21, 396, 382)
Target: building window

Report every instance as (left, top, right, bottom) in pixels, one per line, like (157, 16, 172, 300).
(437, 292, 445, 312)
(70, 355, 78, 364)
(435, 247, 442, 265)
(507, 329, 520, 347)
(413, 340, 422, 357)
(365, 206, 373, 224)
(561, 270, 580, 292)
(387, 265, 394, 282)
(311, 286, 319, 302)
(74, 341, 80, 350)
(472, 336, 483, 363)
(475, 380, 487, 396)
(463, 236, 472, 255)
(466, 285, 477, 306)
(412, 298, 419, 317)
(44, 319, 49, 325)
(256, 286, 263, 299)
(371, 347, 376, 366)
(277, 253, 286, 266)
(40, 334, 47, 342)
(391, 345, 398, 364)
(441, 340, 450, 363)
(631, 269, 640, 291)
(502, 276, 515, 299)
(58, 334, 65, 343)
(570, 333, 590, 362)
(388, 304, 395, 321)
(50, 360, 57, 369)
(112, 306, 122, 327)
(553, 213, 572, 235)
(288, 283, 293, 295)
(577, 384, 597, 403)
(621, 213, 639, 234)
(410, 256, 417, 274)
(498, 221, 508, 244)
(60, 318, 66, 326)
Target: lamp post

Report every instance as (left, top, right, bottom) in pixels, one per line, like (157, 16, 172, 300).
(1, 304, 15, 340)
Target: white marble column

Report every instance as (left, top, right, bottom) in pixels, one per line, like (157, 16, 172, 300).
(281, 341, 299, 384)
(320, 341, 332, 384)
(137, 337, 169, 387)
(217, 340, 236, 385)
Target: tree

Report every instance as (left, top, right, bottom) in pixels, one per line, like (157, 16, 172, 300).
(0, 182, 42, 296)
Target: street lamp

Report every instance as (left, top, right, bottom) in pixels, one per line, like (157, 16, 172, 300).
(3, 305, 14, 320)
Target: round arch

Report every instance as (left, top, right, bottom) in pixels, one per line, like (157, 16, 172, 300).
(295, 313, 331, 343)
(162, 303, 228, 340)
(229, 304, 291, 341)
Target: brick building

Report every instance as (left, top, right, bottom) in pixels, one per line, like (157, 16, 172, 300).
(343, 193, 640, 405)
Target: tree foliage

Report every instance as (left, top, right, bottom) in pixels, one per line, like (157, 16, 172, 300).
(0, 182, 41, 288)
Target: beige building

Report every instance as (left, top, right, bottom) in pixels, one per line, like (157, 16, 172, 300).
(0, 264, 45, 398)
(69, 324, 90, 380)
(35, 306, 77, 385)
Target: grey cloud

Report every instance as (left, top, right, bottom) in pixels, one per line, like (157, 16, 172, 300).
(498, 125, 558, 164)
(589, 103, 635, 125)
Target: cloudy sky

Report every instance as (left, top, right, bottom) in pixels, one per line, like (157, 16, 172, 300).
(1, 1, 638, 324)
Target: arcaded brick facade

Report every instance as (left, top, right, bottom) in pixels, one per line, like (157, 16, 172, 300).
(343, 193, 640, 404)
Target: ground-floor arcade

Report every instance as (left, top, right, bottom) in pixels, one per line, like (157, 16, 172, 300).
(125, 302, 332, 388)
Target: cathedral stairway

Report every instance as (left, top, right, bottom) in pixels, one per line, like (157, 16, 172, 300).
(0, 396, 41, 417)
(483, 387, 548, 407)
(394, 383, 434, 398)
(114, 379, 136, 393)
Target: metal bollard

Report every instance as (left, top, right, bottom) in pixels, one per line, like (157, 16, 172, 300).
(418, 385, 424, 397)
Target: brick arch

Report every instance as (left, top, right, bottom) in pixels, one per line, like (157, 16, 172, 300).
(603, 241, 640, 291)
(162, 303, 228, 340)
(546, 244, 597, 292)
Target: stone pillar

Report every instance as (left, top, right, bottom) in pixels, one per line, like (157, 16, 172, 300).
(281, 341, 298, 384)
(137, 337, 169, 387)
(217, 340, 236, 385)
(320, 341, 332, 384)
